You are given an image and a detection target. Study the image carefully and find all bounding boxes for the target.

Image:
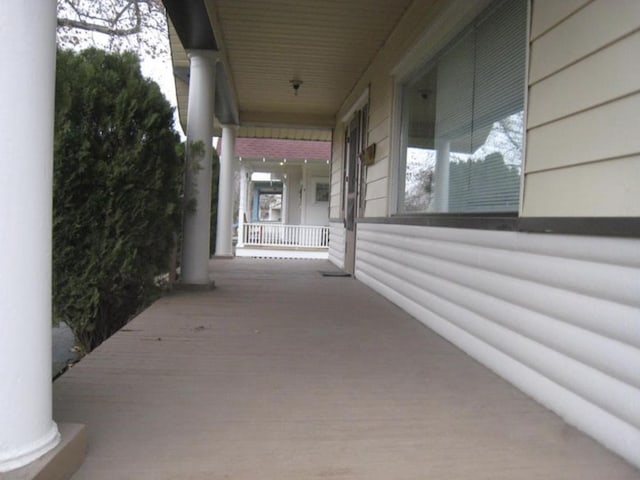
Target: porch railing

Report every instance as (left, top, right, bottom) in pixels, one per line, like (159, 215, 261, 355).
(240, 223, 329, 249)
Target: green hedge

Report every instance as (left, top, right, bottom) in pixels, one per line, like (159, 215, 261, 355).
(53, 48, 182, 352)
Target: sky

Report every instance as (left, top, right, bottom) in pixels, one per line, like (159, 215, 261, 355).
(57, 10, 186, 139)
(139, 54, 185, 139)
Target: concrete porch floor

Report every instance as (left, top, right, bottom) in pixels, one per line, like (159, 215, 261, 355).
(52, 259, 638, 479)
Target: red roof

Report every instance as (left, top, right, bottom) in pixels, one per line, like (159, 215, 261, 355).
(223, 138, 331, 160)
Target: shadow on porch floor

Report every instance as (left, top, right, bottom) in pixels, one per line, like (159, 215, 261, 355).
(53, 259, 638, 479)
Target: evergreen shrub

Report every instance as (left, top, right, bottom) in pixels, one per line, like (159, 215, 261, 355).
(53, 48, 182, 351)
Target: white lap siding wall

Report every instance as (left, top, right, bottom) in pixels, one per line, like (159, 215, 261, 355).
(328, 0, 640, 468)
(356, 223, 640, 468)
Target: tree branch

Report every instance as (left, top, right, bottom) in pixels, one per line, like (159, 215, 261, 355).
(57, 16, 142, 36)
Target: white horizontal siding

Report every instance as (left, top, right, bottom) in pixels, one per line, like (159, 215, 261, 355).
(524, 0, 640, 217)
(368, 117, 389, 146)
(355, 223, 640, 468)
(366, 156, 389, 183)
(528, 30, 640, 128)
(526, 93, 640, 173)
(523, 156, 640, 217)
(363, 198, 387, 217)
(530, 0, 590, 40)
(365, 177, 387, 201)
(328, 222, 345, 269)
(529, 0, 640, 83)
(329, 129, 344, 219)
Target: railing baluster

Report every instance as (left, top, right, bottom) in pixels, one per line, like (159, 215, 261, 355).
(240, 223, 331, 249)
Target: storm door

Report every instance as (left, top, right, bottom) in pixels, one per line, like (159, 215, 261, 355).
(343, 104, 368, 274)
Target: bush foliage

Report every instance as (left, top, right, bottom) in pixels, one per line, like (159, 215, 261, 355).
(210, 150, 219, 256)
(53, 48, 182, 351)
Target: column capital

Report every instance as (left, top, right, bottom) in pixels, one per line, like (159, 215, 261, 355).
(186, 49, 220, 63)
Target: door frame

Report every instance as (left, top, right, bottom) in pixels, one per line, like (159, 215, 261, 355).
(342, 98, 369, 274)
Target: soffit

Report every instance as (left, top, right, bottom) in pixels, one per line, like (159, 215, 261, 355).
(168, 0, 414, 140)
(170, 21, 332, 141)
(207, 0, 414, 123)
(241, 158, 330, 173)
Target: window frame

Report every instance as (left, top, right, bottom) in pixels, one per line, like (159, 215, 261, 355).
(379, 0, 640, 238)
(390, 0, 529, 222)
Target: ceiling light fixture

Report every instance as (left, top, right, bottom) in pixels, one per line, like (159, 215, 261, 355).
(290, 79, 303, 96)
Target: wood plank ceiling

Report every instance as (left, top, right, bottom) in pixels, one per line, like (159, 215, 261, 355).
(171, 0, 414, 139)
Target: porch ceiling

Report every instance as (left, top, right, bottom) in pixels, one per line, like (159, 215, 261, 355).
(166, 0, 415, 139)
(241, 157, 330, 173)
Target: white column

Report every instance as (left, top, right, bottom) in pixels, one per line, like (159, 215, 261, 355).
(282, 173, 289, 224)
(215, 125, 236, 256)
(237, 165, 248, 247)
(433, 139, 450, 213)
(301, 164, 308, 225)
(0, 0, 60, 472)
(181, 50, 217, 284)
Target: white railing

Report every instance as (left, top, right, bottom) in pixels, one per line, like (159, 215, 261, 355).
(240, 223, 330, 249)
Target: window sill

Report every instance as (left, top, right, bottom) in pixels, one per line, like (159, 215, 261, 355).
(360, 213, 518, 231)
(356, 214, 640, 238)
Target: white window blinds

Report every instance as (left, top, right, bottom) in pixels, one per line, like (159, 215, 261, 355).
(401, 0, 527, 214)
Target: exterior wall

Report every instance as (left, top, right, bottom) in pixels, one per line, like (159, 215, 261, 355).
(245, 163, 329, 226)
(523, 0, 640, 216)
(303, 165, 331, 226)
(328, 127, 346, 269)
(285, 167, 302, 225)
(328, 222, 346, 269)
(331, 0, 492, 218)
(357, 222, 640, 468)
(325, 0, 640, 468)
(329, 127, 344, 220)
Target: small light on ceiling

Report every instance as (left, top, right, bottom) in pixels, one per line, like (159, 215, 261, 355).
(290, 79, 303, 96)
(304, 159, 308, 164)
(279, 162, 284, 166)
(262, 157, 266, 162)
(283, 158, 287, 163)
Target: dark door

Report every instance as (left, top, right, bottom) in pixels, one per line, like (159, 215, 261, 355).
(343, 105, 367, 274)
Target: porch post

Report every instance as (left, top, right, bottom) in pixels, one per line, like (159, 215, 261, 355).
(0, 0, 60, 472)
(282, 173, 289, 224)
(433, 139, 450, 212)
(301, 163, 309, 224)
(181, 50, 217, 285)
(237, 165, 248, 247)
(215, 125, 237, 256)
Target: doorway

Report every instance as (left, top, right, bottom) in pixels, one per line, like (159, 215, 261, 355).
(343, 104, 368, 274)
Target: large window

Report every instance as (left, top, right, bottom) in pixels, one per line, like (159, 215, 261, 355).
(398, 0, 527, 214)
(259, 193, 282, 222)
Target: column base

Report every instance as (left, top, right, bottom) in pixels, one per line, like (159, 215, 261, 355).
(175, 279, 216, 291)
(212, 254, 235, 259)
(4, 423, 86, 480)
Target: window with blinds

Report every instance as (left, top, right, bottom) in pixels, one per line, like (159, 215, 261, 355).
(399, 0, 527, 214)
